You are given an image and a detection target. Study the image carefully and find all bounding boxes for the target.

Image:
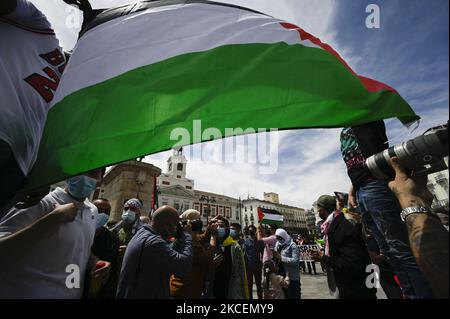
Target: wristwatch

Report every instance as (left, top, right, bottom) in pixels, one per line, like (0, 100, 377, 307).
(400, 206, 430, 222)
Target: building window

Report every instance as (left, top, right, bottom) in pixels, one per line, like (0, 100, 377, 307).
(203, 207, 209, 217)
(177, 163, 183, 171)
(225, 207, 231, 218)
(211, 206, 217, 216)
(194, 203, 200, 211)
(245, 207, 247, 212)
(162, 181, 170, 185)
(177, 175, 181, 178)
(174, 203, 180, 211)
(250, 206, 253, 211)
(219, 207, 224, 215)
(186, 186, 192, 189)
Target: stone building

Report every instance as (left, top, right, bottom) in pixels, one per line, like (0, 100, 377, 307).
(98, 160, 161, 222)
(157, 150, 241, 225)
(242, 194, 308, 235)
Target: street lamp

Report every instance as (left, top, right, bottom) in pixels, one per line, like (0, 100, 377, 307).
(236, 197, 243, 223)
(199, 195, 216, 224)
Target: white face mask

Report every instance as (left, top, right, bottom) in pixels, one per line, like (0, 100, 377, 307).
(121, 210, 136, 225)
(67, 175, 98, 199)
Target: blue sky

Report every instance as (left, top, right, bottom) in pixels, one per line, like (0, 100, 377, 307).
(31, 0, 449, 208)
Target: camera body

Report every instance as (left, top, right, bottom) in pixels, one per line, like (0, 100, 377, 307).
(181, 219, 203, 232)
(366, 123, 448, 180)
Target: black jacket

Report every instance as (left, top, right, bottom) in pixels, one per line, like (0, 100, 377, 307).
(90, 227, 120, 298)
(322, 214, 377, 299)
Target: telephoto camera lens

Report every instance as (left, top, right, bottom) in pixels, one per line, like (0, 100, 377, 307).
(366, 123, 448, 180)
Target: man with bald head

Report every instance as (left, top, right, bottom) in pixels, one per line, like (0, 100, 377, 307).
(116, 205, 193, 299)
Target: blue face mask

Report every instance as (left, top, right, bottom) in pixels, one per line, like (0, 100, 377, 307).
(217, 228, 227, 241)
(96, 213, 109, 230)
(67, 176, 98, 199)
(230, 229, 239, 239)
(122, 210, 136, 225)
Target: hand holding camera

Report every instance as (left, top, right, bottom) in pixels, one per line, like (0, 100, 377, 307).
(388, 157, 434, 209)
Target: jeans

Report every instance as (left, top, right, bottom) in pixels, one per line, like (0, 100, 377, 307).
(357, 180, 435, 299)
(247, 264, 263, 299)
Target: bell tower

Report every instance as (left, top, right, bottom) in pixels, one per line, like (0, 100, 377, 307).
(167, 147, 187, 178)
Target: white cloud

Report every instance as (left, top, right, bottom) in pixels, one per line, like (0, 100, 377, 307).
(145, 127, 350, 209)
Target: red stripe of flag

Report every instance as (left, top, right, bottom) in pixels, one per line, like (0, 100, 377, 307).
(257, 207, 265, 221)
(280, 22, 397, 93)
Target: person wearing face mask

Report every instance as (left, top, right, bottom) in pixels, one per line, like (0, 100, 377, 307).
(208, 216, 249, 299)
(273, 228, 301, 299)
(257, 224, 278, 264)
(244, 225, 265, 299)
(0, 169, 111, 298)
(118, 198, 144, 256)
(230, 223, 245, 247)
(91, 198, 120, 299)
(116, 205, 193, 299)
(230, 223, 247, 268)
(170, 209, 222, 299)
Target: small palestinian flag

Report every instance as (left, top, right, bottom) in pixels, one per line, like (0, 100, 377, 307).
(258, 207, 283, 227)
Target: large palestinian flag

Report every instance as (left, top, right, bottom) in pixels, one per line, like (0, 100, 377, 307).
(27, 0, 419, 188)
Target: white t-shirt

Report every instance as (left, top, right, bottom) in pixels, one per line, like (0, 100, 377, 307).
(0, 187, 97, 299)
(0, 0, 66, 175)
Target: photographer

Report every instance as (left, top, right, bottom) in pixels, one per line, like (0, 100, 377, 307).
(170, 209, 221, 299)
(208, 215, 249, 299)
(388, 157, 449, 298)
(116, 205, 193, 299)
(339, 121, 434, 299)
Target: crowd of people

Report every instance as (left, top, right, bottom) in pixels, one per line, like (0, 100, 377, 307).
(0, 0, 448, 300)
(0, 162, 448, 299)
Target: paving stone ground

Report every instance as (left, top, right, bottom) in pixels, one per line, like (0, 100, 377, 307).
(250, 268, 387, 299)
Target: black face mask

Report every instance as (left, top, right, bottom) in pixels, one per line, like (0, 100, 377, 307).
(190, 220, 203, 232)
